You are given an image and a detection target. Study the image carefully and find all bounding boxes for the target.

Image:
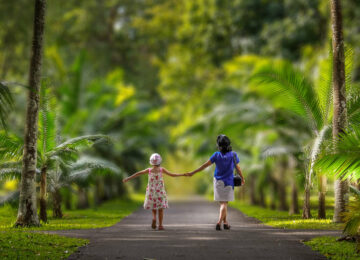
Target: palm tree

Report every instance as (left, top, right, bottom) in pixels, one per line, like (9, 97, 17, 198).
(316, 131, 360, 242)
(47, 155, 121, 218)
(330, 0, 348, 223)
(251, 51, 359, 219)
(16, 0, 46, 227)
(251, 61, 332, 219)
(0, 132, 112, 218)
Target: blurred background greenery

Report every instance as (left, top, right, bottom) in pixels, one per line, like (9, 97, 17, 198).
(0, 0, 360, 219)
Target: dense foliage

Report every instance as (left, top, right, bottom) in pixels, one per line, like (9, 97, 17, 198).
(0, 0, 360, 253)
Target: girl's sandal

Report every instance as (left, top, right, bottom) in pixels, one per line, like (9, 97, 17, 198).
(223, 223, 230, 230)
(215, 223, 221, 231)
(151, 220, 156, 229)
(158, 226, 165, 231)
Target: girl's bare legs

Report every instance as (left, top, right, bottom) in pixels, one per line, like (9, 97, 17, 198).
(158, 209, 164, 230)
(151, 210, 157, 229)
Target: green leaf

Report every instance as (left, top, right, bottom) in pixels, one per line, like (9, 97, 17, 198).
(250, 61, 323, 132)
(315, 128, 360, 181)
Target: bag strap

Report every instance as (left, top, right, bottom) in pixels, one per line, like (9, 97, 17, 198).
(233, 152, 238, 176)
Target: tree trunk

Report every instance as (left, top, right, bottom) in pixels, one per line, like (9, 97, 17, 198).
(289, 182, 299, 215)
(302, 178, 312, 219)
(77, 187, 89, 209)
(278, 183, 288, 211)
(270, 179, 278, 210)
(318, 174, 327, 219)
(278, 161, 288, 211)
(116, 178, 126, 197)
(259, 188, 266, 208)
(15, 0, 46, 227)
(94, 177, 103, 206)
(64, 188, 72, 210)
(249, 175, 257, 205)
(334, 179, 349, 222)
(39, 165, 47, 222)
(52, 188, 63, 218)
(330, 0, 348, 223)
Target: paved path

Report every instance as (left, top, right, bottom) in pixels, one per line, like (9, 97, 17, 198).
(48, 199, 340, 260)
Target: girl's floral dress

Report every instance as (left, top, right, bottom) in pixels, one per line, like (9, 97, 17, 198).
(144, 167, 169, 210)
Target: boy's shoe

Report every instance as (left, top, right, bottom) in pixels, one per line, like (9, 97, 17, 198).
(151, 220, 156, 229)
(215, 223, 221, 230)
(223, 223, 230, 230)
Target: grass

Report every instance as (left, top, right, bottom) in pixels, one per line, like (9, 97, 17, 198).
(0, 195, 143, 230)
(228, 197, 360, 259)
(304, 236, 360, 260)
(0, 231, 88, 259)
(229, 198, 342, 230)
(0, 195, 143, 259)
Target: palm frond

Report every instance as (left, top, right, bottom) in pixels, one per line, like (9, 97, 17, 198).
(38, 81, 57, 157)
(0, 167, 22, 180)
(250, 62, 323, 131)
(316, 46, 333, 123)
(47, 148, 79, 164)
(345, 46, 354, 94)
(262, 145, 299, 159)
(0, 131, 24, 160)
(343, 196, 360, 236)
(348, 95, 360, 126)
(53, 134, 109, 151)
(0, 81, 14, 128)
(350, 185, 360, 197)
(46, 134, 109, 160)
(315, 128, 360, 181)
(0, 190, 20, 206)
(68, 156, 121, 182)
(70, 155, 121, 174)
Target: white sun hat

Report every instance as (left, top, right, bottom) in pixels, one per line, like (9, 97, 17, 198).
(149, 153, 162, 166)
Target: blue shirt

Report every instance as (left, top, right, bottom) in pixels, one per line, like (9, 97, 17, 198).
(210, 151, 240, 187)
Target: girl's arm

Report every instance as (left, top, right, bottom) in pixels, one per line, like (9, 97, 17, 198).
(122, 169, 148, 183)
(188, 160, 212, 176)
(235, 163, 245, 185)
(162, 168, 187, 177)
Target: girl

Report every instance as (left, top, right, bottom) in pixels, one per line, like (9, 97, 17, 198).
(123, 153, 187, 230)
(187, 135, 245, 230)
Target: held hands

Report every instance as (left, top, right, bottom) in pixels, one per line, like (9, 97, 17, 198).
(184, 172, 195, 177)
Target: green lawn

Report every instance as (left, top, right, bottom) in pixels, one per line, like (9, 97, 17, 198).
(0, 195, 143, 230)
(229, 199, 342, 230)
(229, 198, 360, 259)
(0, 195, 142, 259)
(304, 236, 360, 260)
(0, 231, 88, 259)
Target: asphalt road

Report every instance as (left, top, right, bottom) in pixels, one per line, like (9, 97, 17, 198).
(48, 199, 340, 260)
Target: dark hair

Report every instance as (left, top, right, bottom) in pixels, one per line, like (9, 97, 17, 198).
(216, 134, 232, 154)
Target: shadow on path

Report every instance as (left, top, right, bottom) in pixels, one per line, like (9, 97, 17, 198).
(46, 199, 340, 260)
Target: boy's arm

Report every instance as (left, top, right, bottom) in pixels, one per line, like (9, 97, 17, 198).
(188, 160, 212, 176)
(235, 164, 245, 185)
(123, 169, 148, 183)
(162, 168, 187, 177)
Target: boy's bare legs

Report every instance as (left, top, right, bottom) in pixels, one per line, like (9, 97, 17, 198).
(151, 209, 157, 229)
(158, 209, 164, 230)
